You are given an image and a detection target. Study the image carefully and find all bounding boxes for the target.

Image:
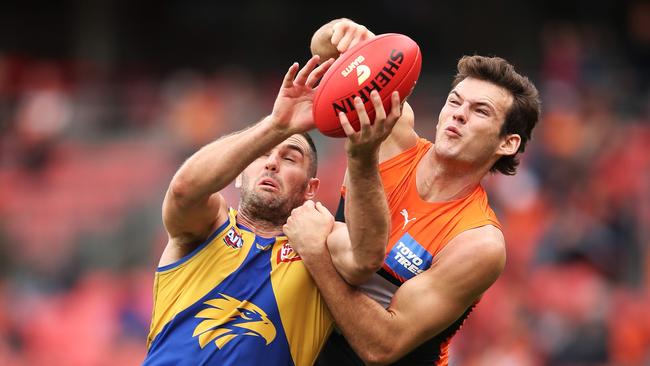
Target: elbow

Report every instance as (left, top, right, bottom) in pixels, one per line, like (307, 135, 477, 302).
(358, 343, 398, 366)
(168, 176, 195, 208)
(345, 254, 385, 286)
(361, 255, 385, 275)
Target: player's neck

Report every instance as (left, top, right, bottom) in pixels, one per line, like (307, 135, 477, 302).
(237, 210, 285, 238)
(417, 151, 488, 202)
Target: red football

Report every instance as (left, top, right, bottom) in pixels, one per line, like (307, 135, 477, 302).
(313, 33, 422, 138)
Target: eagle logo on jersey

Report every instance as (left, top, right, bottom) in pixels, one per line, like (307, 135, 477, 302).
(192, 293, 276, 349)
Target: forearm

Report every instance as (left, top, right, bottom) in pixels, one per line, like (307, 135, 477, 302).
(344, 154, 389, 273)
(303, 252, 401, 366)
(170, 116, 291, 204)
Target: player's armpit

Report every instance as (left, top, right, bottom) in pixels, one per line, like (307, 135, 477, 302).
(326, 222, 383, 286)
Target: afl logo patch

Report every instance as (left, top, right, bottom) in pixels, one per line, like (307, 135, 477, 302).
(223, 227, 243, 249)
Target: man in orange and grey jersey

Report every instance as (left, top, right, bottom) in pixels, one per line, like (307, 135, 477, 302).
(284, 19, 541, 366)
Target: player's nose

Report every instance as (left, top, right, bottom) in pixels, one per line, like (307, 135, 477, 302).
(452, 103, 469, 124)
(264, 153, 279, 171)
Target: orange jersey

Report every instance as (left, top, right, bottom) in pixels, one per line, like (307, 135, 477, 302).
(378, 138, 501, 283)
(331, 137, 502, 366)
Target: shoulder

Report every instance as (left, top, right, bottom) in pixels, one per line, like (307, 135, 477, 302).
(397, 225, 506, 310)
(160, 205, 234, 268)
(439, 225, 506, 280)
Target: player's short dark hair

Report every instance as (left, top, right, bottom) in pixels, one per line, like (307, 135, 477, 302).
(300, 132, 318, 178)
(452, 55, 541, 175)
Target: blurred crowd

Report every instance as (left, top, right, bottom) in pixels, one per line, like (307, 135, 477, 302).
(1, 6, 650, 366)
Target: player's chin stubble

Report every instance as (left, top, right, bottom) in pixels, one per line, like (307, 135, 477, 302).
(239, 187, 300, 227)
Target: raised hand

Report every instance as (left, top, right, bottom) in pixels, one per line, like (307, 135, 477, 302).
(331, 19, 375, 54)
(341, 90, 402, 158)
(270, 55, 334, 134)
(311, 19, 375, 61)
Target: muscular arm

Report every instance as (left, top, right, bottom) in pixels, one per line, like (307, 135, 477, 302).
(308, 19, 429, 285)
(302, 225, 506, 365)
(160, 117, 296, 265)
(323, 90, 403, 284)
(161, 57, 332, 265)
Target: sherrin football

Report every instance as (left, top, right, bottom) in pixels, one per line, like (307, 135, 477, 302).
(313, 33, 422, 138)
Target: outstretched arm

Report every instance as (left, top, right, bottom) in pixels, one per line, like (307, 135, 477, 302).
(324, 91, 402, 285)
(160, 56, 333, 266)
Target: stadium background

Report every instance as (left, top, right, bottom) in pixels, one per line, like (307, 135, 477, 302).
(0, 0, 649, 364)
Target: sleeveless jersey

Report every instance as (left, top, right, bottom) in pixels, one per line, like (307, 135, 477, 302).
(144, 208, 334, 366)
(318, 138, 501, 366)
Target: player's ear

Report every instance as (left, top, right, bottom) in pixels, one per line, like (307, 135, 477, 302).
(497, 134, 521, 156)
(304, 178, 320, 199)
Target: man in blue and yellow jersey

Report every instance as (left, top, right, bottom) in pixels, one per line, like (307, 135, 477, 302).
(143, 54, 404, 366)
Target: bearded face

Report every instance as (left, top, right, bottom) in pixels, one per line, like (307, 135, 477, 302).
(239, 171, 309, 226)
(237, 135, 317, 227)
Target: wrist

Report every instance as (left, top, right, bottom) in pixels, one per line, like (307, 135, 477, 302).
(261, 115, 296, 138)
(347, 150, 379, 167)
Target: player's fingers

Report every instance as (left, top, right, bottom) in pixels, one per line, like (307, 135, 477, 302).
(337, 30, 355, 53)
(386, 91, 402, 130)
(389, 91, 402, 118)
(282, 63, 300, 88)
(295, 56, 320, 86)
(370, 90, 386, 125)
(331, 20, 350, 46)
(348, 25, 369, 49)
(307, 58, 334, 89)
(315, 201, 332, 216)
(354, 97, 371, 134)
(339, 112, 357, 137)
(360, 27, 375, 40)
